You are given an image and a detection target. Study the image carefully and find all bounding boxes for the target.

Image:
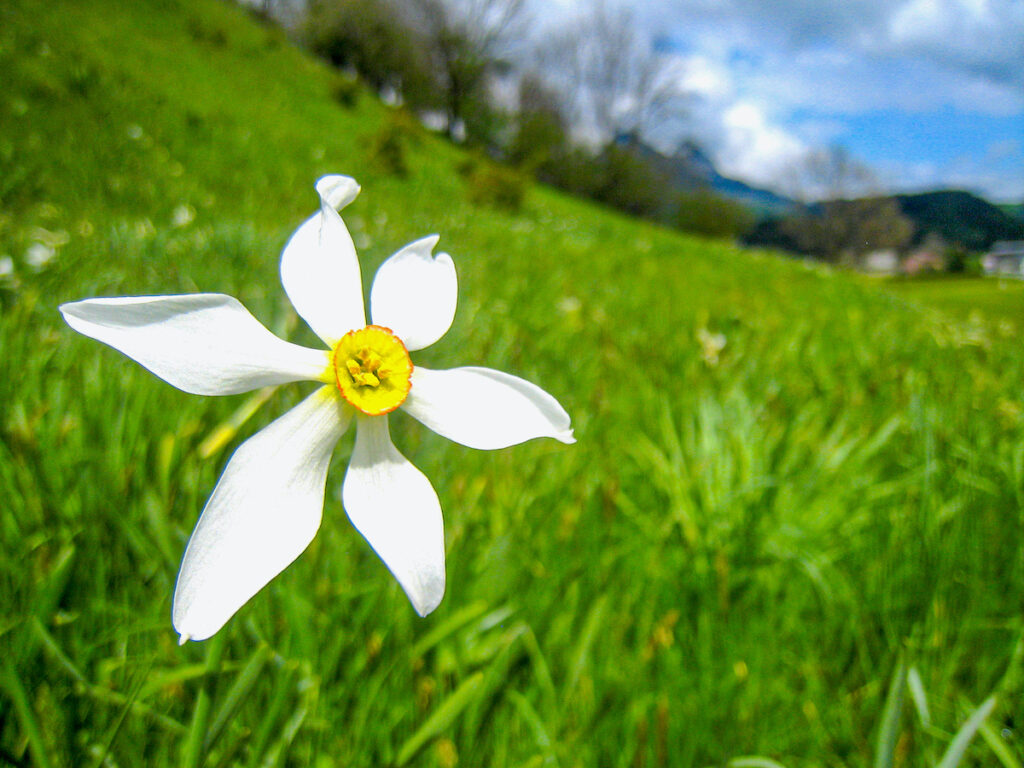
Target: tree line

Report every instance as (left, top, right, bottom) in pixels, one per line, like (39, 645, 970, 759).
(260, 0, 935, 259)
(286, 0, 755, 239)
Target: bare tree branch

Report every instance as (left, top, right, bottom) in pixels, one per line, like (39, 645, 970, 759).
(534, 0, 686, 145)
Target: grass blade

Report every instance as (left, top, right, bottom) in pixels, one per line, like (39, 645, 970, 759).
(396, 672, 485, 766)
(564, 594, 608, 700)
(89, 660, 154, 768)
(507, 690, 558, 765)
(522, 626, 557, 715)
(203, 643, 273, 752)
(245, 661, 296, 768)
(978, 716, 1023, 768)
(729, 758, 790, 768)
(180, 632, 227, 768)
(0, 653, 55, 768)
(935, 696, 997, 768)
(409, 601, 491, 658)
(31, 617, 186, 733)
(197, 387, 276, 459)
(907, 665, 931, 728)
(873, 656, 907, 768)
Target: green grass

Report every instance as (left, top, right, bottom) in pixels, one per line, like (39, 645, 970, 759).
(885, 275, 1024, 329)
(2, 0, 1023, 766)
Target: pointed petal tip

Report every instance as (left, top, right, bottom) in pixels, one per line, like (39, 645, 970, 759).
(412, 587, 445, 618)
(177, 632, 191, 646)
(58, 299, 88, 324)
(412, 565, 446, 617)
(400, 234, 443, 260)
(403, 367, 574, 450)
(369, 237, 457, 350)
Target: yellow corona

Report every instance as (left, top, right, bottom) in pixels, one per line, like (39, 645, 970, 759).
(331, 325, 413, 415)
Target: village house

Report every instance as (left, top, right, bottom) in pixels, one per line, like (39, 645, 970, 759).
(983, 241, 1024, 277)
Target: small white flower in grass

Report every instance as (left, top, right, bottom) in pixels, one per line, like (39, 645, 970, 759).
(25, 242, 56, 270)
(172, 203, 196, 228)
(60, 175, 574, 644)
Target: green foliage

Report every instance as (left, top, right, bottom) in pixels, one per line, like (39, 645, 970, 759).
(368, 109, 424, 178)
(303, 0, 438, 111)
(779, 197, 915, 262)
(895, 191, 1024, 251)
(1, 0, 1023, 766)
(886, 276, 1024, 326)
(674, 189, 756, 239)
(508, 74, 571, 177)
(329, 71, 361, 109)
(943, 245, 983, 276)
(460, 156, 528, 212)
(590, 143, 672, 219)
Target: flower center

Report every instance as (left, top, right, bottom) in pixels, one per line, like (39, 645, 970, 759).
(332, 325, 413, 416)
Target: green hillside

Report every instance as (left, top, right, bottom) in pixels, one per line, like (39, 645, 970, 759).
(2, 0, 1023, 766)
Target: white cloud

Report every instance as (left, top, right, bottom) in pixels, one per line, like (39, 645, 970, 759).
(524, 0, 1024, 199)
(643, 51, 808, 190)
(674, 54, 733, 101)
(717, 102, 808, 186)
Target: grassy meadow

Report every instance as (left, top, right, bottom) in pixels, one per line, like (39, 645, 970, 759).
(2, 0, 1023, 765)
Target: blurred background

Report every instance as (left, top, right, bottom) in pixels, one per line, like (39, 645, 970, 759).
(1, 0, 1022, 766)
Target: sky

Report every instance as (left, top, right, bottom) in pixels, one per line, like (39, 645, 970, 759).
(528, 0, 1024, 203)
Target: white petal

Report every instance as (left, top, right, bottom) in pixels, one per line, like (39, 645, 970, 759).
(60, 294, 329, 396)
(342, 415, 445, 616)
(173, 386, 351, 642)
(403, 366, 575, 450)
(280, 175, 365, 346)
(370, 235, 457, 351)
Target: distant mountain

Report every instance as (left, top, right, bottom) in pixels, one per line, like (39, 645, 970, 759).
(997, 202, 1024, 221)
(611, 136, 1022, 253)
(746, 189, 1024, 255)
(674, 141, 796, 216)
(893, 190, 1024, 251)
(617, 135, 795, 216)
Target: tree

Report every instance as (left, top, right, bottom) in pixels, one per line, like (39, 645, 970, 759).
(405, 0, 526, 143)
(674, 190, 755, 240)
(780, 146, 914, 262)
(591, 142, 672, 220)
(507, 73, 570, 177)
(535, 0, 685, 145)
(302, 0, 437, 110)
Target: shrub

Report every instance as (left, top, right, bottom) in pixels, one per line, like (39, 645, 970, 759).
(673, 191, 755, 240)
(462, 158, 528, 212)
(367, 110, 421, 177)
(591, 144, 671, 220)
(330, 73, 360, 110)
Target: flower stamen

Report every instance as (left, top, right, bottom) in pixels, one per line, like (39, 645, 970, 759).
(332, 325, 412, 415)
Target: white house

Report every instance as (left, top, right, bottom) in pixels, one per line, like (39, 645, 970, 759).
(984, 241, 1024, 277)
(861, 248, 900, 274)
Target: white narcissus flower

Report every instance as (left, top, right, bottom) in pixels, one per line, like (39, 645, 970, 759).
(60, 175, 574, 644)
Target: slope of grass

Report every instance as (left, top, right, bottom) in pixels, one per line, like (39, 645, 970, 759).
(886, 275, 1024, 329)
(2, 0, 1023, 766)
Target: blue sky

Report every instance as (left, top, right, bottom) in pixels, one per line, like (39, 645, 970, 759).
(530, 0, 1024, 202)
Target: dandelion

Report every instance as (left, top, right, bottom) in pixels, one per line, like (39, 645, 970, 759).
(0, 255, 14, 278)
(60, 175, 574, 643)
